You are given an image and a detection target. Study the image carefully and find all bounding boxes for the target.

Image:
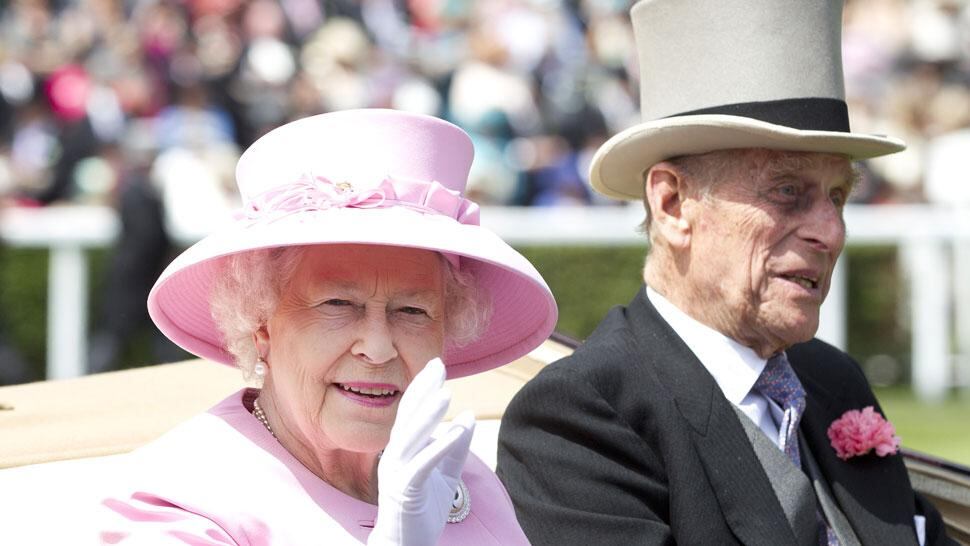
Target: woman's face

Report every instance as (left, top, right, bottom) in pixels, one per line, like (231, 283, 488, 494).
(260, 244, 445, 456)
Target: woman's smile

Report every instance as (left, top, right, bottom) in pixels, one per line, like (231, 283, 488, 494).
(333, 381, 402, 408)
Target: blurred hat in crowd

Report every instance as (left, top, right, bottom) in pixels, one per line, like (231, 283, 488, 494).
(43, 64, 92, 122)
(148, 109, 558, 379)
(589, 0, 906, 201)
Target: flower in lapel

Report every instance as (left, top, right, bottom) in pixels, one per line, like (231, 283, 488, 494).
(827, 406, 901, 460)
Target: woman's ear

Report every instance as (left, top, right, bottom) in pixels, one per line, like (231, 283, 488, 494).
(644, 162, 692, 250)
(254, 326, 271, 364)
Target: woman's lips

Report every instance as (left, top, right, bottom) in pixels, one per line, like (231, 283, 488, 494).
(333, 382, 401, 408)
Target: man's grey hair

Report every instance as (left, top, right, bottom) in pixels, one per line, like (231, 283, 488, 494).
(637, 151, 734, 238)
(209, 246, 491, 380)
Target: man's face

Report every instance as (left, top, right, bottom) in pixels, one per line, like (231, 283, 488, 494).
(681, 150, 854, 356)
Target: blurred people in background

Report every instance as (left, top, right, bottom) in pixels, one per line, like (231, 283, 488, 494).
(4, 0, 968, 209)
(86, 119, 184, 374)
(1, 0, 970, 379)
(0, 0, 642, 209)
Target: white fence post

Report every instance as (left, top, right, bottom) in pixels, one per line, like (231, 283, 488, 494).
(818, 256, 847, 350)
(954, 240, 970, 386)
(46, 245, 88, 379)
(904, 239, 951, 402)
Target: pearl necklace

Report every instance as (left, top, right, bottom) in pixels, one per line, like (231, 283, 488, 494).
(252, 398, 277, 439)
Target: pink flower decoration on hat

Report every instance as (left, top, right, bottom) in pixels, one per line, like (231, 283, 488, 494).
(238, 173, 480, 226)
(238, 174, 385, 222)
(827, 406, 900, 461)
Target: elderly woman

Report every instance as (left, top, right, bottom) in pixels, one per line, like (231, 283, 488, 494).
(100, 109, 557, 544)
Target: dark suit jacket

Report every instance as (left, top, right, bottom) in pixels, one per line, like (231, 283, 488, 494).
(497, 287, 953, 545)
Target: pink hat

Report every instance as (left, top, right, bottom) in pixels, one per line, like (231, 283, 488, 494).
(147, 109, 558, 378)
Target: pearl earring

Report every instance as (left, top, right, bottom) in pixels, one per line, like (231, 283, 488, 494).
(254, 357, 267, 378)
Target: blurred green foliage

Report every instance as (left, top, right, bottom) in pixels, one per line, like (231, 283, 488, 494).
(875, 386, 970, 466)
(845, 246, 911, 384)
(0, 247, 49, 371)
(0, 244, 912, 380)
(0, 247, 161, 380)
(516, 245, 647, 339)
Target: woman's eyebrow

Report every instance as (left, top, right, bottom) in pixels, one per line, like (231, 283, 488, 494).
(395, 288, 440, 300)
(312, 278, 364, 295)
(312, 279, 439, 299)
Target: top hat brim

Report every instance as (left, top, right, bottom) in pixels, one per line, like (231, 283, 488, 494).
(590, 115, 906, 201)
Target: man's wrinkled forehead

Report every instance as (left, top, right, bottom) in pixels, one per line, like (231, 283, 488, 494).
(759, 150, 857, 187)
(676, 148, 858, 189)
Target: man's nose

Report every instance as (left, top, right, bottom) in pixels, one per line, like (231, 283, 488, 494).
(801, 197, 846, 255)
(351, 312, 398, 365)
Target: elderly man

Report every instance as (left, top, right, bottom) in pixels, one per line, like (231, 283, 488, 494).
(497, 1, 955, 545)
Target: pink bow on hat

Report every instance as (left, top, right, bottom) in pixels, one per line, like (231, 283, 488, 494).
(238, 174, 480, 227)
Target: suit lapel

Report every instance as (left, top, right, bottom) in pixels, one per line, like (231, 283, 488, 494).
(626, 289, 798, 546)
(792, 348, 919, 546)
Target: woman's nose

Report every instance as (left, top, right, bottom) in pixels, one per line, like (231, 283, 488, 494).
(351, 312, 398, 365)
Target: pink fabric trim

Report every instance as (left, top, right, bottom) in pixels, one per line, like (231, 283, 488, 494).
(237, 174, 481, 227)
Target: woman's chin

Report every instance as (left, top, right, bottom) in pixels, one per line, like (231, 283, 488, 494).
(328, 426, 392, 454)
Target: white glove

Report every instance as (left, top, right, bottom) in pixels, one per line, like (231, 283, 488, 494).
(368, 358, 475, 546)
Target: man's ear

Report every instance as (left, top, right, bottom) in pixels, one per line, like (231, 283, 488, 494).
(644, 162, 692, 249)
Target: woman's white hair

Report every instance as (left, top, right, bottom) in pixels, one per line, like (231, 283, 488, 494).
(209, 246, 492, 380)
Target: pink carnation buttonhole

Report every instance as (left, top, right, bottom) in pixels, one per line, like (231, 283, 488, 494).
(827, 406, 901, 461)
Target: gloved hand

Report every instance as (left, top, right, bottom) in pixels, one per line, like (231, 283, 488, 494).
(368, 358, 475, 546)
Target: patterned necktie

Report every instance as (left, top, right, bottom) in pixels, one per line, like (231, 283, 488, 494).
(753, 352, 840, 546)
(753, 351, 806, 468)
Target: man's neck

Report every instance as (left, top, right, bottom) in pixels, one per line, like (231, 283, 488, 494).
(644, 266, 783, 359)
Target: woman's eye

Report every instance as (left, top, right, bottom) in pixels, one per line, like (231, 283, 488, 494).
(323, 299, 353, 307)
(399, 306, 429, 317)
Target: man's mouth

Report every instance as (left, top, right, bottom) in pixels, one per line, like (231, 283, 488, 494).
(780, 274, 819, 290)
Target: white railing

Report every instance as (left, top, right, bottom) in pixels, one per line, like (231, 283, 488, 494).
(2, 204, 968, 401)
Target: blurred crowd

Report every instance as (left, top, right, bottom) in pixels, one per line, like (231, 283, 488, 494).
(844, 0, 970, 206)
(1, 0, 970, 380)
(0, 0, 638, 213)
(2, 0, 970, 212)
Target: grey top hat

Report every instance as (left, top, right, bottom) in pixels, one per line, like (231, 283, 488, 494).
(589, 0, 905, 201)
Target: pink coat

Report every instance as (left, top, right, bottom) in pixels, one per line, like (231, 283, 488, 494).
(100, 389, 530, 545)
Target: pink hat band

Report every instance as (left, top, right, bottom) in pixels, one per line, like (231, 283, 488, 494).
(238, 173, 481, 227)
(235, 174, 480, 268)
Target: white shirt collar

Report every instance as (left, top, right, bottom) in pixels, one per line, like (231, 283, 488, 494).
(645, 285, 767, 406)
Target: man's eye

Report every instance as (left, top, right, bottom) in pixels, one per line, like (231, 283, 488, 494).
(777, 184, 798, 197)
(830, 190, 847, 207)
